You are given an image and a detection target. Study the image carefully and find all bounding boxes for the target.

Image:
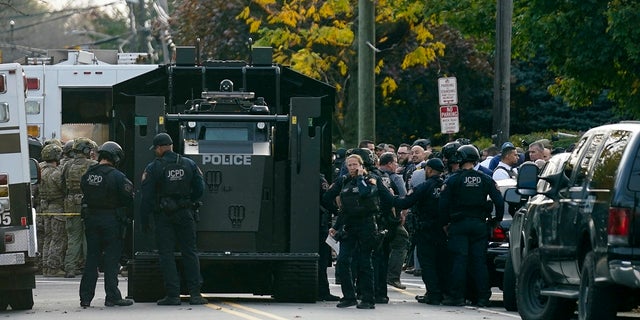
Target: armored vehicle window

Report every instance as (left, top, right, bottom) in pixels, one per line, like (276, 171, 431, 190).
(204, 127, 249, 141)
(591, 130, 630, 190)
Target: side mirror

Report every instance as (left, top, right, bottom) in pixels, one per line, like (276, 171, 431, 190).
(29, 158, 40, 185)
(517, 162, 539, 196)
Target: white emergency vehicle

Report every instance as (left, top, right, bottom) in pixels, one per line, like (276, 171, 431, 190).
(0, 63, 40, 310)
(22, 50, 157, 144)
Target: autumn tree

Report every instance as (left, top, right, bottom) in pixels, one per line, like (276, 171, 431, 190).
(238, 0, 447, 145)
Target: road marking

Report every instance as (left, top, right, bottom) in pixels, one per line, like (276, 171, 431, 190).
(206, 301, 290, 320)
(224, 302, 290, 320)
(206, 303, 263, 320)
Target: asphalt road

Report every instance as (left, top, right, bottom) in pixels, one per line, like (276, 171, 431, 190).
(4, 269, 639, 320)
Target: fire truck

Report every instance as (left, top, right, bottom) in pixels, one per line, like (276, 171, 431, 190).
(111, 47, 335, 302)
(0, 63, 40, 310)
(21, 50, 157, 145)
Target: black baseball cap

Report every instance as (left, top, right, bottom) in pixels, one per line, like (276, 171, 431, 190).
(149, 132, 173, 150)
(425, 158, 445, 172)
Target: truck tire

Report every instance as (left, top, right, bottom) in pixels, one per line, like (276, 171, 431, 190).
(517, 249, 575, 320)
(273, 260, 317, 303)
(502, 252, 517, 311)
(8, 289, 33, 310)
(578, 252, 616, 320)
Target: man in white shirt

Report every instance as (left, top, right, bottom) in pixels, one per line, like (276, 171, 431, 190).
(492, 142, 519, 181)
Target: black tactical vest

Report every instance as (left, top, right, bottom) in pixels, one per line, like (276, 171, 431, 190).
(339, 176, 380, 217)
(81, 165, 118, 209)
(158, 155, 193, 198)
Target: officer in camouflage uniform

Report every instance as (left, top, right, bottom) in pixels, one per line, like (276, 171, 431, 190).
(60, 140, 74, 167)
(39, 144, 67, 277)
(61, 137, 97, 278)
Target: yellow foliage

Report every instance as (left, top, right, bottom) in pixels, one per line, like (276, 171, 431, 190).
(413, 24, 434, 44)
(381, 77, 398, 97)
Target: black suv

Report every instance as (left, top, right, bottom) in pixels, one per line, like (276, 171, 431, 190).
(506, 122, 640, 320)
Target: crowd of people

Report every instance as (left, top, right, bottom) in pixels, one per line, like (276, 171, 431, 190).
(323, 137, 555, 309)
(34, 132, 555, 310)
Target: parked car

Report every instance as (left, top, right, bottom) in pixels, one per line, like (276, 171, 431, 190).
(506, 122, 640, 320)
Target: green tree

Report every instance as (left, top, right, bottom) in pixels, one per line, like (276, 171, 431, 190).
(515, 0, 640, 116)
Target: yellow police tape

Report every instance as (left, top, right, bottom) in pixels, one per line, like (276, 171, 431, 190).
(36, 213, 81, 216)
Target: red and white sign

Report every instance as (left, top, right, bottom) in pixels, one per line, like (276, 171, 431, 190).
(440, 105, 460, 134)
(438, 77, 458, 105)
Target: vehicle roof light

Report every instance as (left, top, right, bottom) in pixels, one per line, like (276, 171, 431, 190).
(20, 217, 27, 227)
(0, 186, 8, 197)
(0, 174, 7, 185)
(0, 74, 5, 93)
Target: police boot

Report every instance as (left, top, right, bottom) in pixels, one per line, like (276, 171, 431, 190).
(157, 296, 181, 306)
(189, 294, 208, 305)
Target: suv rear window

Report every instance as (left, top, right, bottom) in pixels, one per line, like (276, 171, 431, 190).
(591, 130, 631, 190)
(629, 139, 640, 191)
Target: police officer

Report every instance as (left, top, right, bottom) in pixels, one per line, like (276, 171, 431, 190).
(61, 140, 74, 167)
(62, 137, 98, 278)
(39, 144, 67, 277)
(438, 145, 504, 307)
(79, 141, 134, 307)
(394, 158, 448, 305)
(322, 153, 394, 309)
(139, 132, 208, 306)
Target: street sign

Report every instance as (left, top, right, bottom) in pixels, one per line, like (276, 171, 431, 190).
(440, 105, 460, 134)
(438, 77, 458, 105)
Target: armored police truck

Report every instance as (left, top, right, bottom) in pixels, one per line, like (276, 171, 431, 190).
(111, 47, 335, 302)
(0, 63, 40, 310)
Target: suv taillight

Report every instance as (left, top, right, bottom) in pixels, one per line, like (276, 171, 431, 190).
(490, 225, 507, 242)
(608, 207, 631, 245)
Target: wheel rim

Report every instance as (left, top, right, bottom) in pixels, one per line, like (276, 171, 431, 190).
(526, 267, 548, 311)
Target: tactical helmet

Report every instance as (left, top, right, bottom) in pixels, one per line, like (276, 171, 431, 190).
(98, 141, 124, 165)
(72, 137, 95, 156)
(43, 138, 63, 148)
(456, 144, 480, 164)
(41, 144, 63, 162)
(63, 140, 74, 156)
(347, 148, 376, 168)
(441, 141, 462, 163)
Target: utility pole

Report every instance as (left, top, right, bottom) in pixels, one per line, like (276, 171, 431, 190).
(358, 0, 375, 143)
(492, 0, 513, 145)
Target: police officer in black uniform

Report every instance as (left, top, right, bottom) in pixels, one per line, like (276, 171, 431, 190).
(139, 132, 208, 306)
(79, 141, 134, 307)
(322, 153, 394, 310)
(393, 158, 447, 305)
(438, 145, 504, 307)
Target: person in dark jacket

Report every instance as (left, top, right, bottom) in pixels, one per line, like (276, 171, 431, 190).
(79, 141, 134, 307)
(322, 153, 394, 310)
(139, 132, 208, 306)
(393, 158, 448, 305)
(439, 145, 504, 307)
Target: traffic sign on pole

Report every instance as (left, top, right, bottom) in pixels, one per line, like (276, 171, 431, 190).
(440, 105, 460, 134)
(438, 77, 458, 106)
